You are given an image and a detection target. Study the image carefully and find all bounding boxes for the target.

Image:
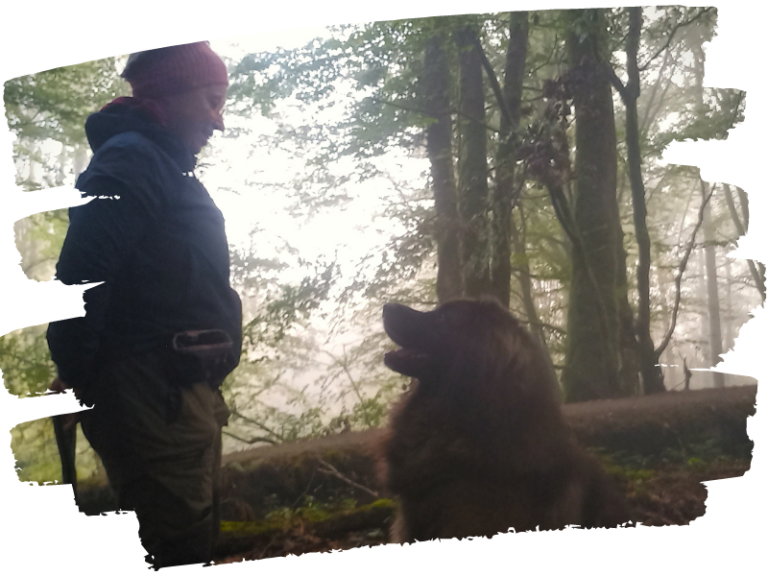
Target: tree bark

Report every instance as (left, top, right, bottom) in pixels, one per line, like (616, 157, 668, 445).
(621, 7, 666, 395)
(562, 9, 622, 402)
(490, 11, 529, 308)
(424, 34, 462, 304)
(455, 25, 492, 299)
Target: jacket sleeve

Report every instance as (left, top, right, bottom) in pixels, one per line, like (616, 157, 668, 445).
(47, 141, 165, 388)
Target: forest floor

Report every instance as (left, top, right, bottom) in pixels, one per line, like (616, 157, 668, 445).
(212, 459, 751, 564)
(208, 385, 756, 564)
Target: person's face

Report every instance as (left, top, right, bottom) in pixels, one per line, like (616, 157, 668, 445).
(161, 84, 227, 155)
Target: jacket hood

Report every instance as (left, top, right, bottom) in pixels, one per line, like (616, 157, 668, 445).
(84, 100, 196, 173)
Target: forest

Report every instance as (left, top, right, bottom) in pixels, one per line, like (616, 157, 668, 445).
(0, 4, 760, 559)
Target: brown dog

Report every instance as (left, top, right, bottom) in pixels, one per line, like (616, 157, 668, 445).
(379, 298, 630, 542)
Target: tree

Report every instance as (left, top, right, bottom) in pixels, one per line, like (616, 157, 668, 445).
(423, 32, 461, 304)
(560, 9, 622, 402)
(455, 23, 492, 300)
(490, 11, 529, 308)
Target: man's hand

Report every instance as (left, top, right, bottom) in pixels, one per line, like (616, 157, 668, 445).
(49, 378, 81, 431)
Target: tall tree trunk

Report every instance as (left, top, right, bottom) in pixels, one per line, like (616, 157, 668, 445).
(455, 25, 491, 299)
(696, 247, 708, 361)
(701, 180, 725, 388)
(621, 7, 666, 395)
(691, 28, 725, 389)
(562, 9, 622, 402)
(491, 11, 529, 308)
(424, 34, 462, 304)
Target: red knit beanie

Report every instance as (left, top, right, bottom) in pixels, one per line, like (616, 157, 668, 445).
(123, 41, 228, 99)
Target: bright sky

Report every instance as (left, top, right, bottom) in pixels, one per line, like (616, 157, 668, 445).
(202, 34, 430, 286)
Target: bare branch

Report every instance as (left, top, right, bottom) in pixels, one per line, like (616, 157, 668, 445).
(656, 184, 717, 355)
(223, 430, 277, 445)
(604, 62, 630, 101)
(229, 408, 284, 441)
(723, 183, 766, 300)
(639, 8, 714, 72)
(316, 457, 380, 499)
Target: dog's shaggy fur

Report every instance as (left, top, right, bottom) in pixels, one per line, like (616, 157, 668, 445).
(379, 299, 630, 542)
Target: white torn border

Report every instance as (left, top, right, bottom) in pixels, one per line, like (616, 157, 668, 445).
(0, 1, 765, 574)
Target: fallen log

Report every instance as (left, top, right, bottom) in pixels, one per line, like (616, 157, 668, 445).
(77, 385, 757, 517)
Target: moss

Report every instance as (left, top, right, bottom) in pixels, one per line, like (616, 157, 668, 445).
(220, 519, 286, 535)
(220, 498, 395, 539)
(365, 499, 395, 510)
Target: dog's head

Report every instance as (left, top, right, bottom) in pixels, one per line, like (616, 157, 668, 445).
(382, 298, 552, 392)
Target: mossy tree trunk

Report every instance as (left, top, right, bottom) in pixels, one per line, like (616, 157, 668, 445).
(562, 9, 622, 402)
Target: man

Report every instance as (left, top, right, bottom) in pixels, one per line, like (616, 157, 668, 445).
(47, 41, 242, 568)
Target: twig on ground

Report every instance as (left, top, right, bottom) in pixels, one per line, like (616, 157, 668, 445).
(316, 457, 380, 499)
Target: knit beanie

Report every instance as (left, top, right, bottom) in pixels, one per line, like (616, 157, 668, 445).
(122, 41, 228, 99)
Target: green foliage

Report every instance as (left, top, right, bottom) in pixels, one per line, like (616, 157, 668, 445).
(11, 418, 61, 483)
(655, 88, 745, 149)
(11, 417, 103, 485)
(4, 57, 126, 147)
(0, 326, 55, 396)
(242, 259, 338, 352)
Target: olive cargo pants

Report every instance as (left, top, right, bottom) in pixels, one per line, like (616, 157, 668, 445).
(80, 352, 229, 568)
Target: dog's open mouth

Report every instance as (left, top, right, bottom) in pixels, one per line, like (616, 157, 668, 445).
(382, 303, 439, 380)
(384, 348, 432, 379)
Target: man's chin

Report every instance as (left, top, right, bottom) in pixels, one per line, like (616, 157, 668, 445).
(187, 141, 206, 156)
(197, 138, 211, 153)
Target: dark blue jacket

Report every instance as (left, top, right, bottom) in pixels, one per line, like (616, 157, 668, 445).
(47, 102, 242, 389)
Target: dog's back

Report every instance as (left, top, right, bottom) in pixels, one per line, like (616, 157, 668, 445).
(378, 299, 630, 542)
